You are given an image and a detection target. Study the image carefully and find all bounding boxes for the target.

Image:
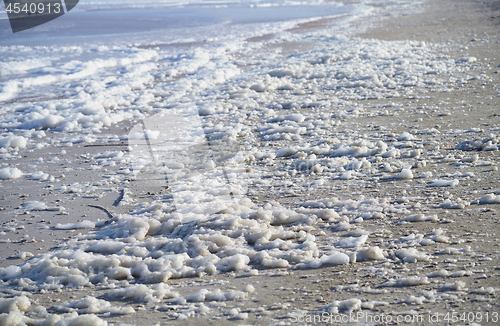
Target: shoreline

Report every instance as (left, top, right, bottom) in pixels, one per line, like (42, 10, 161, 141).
(0, 0, 498, 325)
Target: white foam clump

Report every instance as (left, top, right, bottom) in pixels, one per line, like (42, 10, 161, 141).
(3, 199, 332, 288)
(345, 229, 370, 237)
(319, 252, 351, 266)
(22, 115, 65, 131)
(334, 235, 368, 248)
(427, 269, 449, 278)
(270, 114, 305, 123)
(128, 130, 160, 141)
(439, 281, 467, 292)
(460, 154, 479, 163)
(285, 113, 305, 122)
(0, 167, 23, 180)
(395, 248, 430, 263)
(339, 171, 353, 180)
(11, 252, 34, 260)
(320, 298, 362, 314)
(106, 284, 178, 303)
(471, 287, 496, 295)
(276, 147, 297, 158)
(397, 132, 416, 141)
(0, 296, 31, 326)
(361, 301, 389, 309)
(435, 246, 471, 255)
(198, 106, 215, 116)
(184, 287, 252, 302)
(403, 214, 438, 222)
(450, 270, 470, 277)
(456, 56, 477, 63)
(356, 246, 386, 261)
(398, 167, 413, 179)
(298, 252, 350, 269)
(218, 254, 250, 272)
(21, 201, 64, 212)
(0, 295, 97, 326)
(54, 314, 108, 326)
(30, 171, 52, 181)
(54, 220, 96, 230)
(0, 266, 22, 279)
(20, 201, 48, 211)
(230, 312, 249, 320)
(310, 209, 340, 221)
(379, 276, 430, 287)
(55, 296, 135, 315)
(477, 194, 500, 204)
(420, 171, 433, 178)
(0, 136, 27, 149)
(381, 148, 400, 158)
(438, 199, 467, 209)
(428, 179, 459, 187)
(404, 295, 426, 305)
(0, 296, 30, 314)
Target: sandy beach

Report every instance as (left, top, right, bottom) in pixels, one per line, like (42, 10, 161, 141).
(0, 0, 499, 325)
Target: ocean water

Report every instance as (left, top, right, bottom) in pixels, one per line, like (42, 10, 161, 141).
(0, 0, 362, 105)
(1, 1, 352, 44)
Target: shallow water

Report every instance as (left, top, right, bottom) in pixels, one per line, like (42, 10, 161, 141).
(0, 1, 352, 45)
(0, 0, 356, 104)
